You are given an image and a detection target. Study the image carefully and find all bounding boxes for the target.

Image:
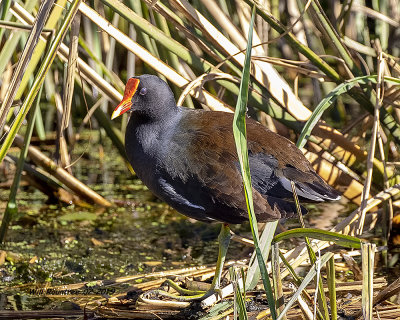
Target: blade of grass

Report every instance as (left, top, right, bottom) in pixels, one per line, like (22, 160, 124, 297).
(0, 84, 44, 243)
(273, 228, 362, 249)
(326, 256, 337, 320)
(0, 0, 14, 50)
(272, 243, 286, 319)
(101, 12, 119, 115)
(230, 267, 248, 320)
(232, 5, 277, 319)
(245, 220, 278, 290)
(307, 0, 361, 77)
(276, 252, 334, 320)
(34, 99, 46, 140)
(374, 0, 389, 50)
(277, 250, 326, 320)
(291, 181, 329, 320)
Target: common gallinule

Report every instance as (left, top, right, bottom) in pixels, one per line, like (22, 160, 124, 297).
(111, 74, 340, 300)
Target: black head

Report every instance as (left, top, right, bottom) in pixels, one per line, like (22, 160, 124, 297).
(111, 75, 177, 120)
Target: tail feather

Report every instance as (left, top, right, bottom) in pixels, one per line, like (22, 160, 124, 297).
(299, 180, 341, 202)
(257, 196, 307, 222)
(279, 175, 341, 202)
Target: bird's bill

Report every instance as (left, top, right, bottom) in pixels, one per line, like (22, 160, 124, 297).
(111, 78, 140, 119)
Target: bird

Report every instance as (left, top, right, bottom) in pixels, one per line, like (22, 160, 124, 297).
(111, 74, 340, 300)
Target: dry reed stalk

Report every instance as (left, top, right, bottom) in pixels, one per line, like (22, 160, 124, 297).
(4, 126, 112, 207)
(62, 13, 80, 132)
(272, 243, 286, 319)
(177, 73, 240, 107)
(54, 92, 71, 172)
(356, 53, 385, 235)
(361, 242, 376, 320)
(96, 306, 180, 319)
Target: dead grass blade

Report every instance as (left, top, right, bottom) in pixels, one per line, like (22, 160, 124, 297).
(356, 53, 385, 235)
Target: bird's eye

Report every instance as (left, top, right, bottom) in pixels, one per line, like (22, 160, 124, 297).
(139, 87, 147, 95)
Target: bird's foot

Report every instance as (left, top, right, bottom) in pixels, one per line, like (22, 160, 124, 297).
(142, 279, 222, 302)
(140, 225, 230, 303)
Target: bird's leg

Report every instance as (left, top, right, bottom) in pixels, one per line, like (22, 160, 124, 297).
(144, 224, 231, 301)
(210, 223, 231, 292)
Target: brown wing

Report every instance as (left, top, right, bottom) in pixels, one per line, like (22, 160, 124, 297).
(160, 109, 336, 223)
